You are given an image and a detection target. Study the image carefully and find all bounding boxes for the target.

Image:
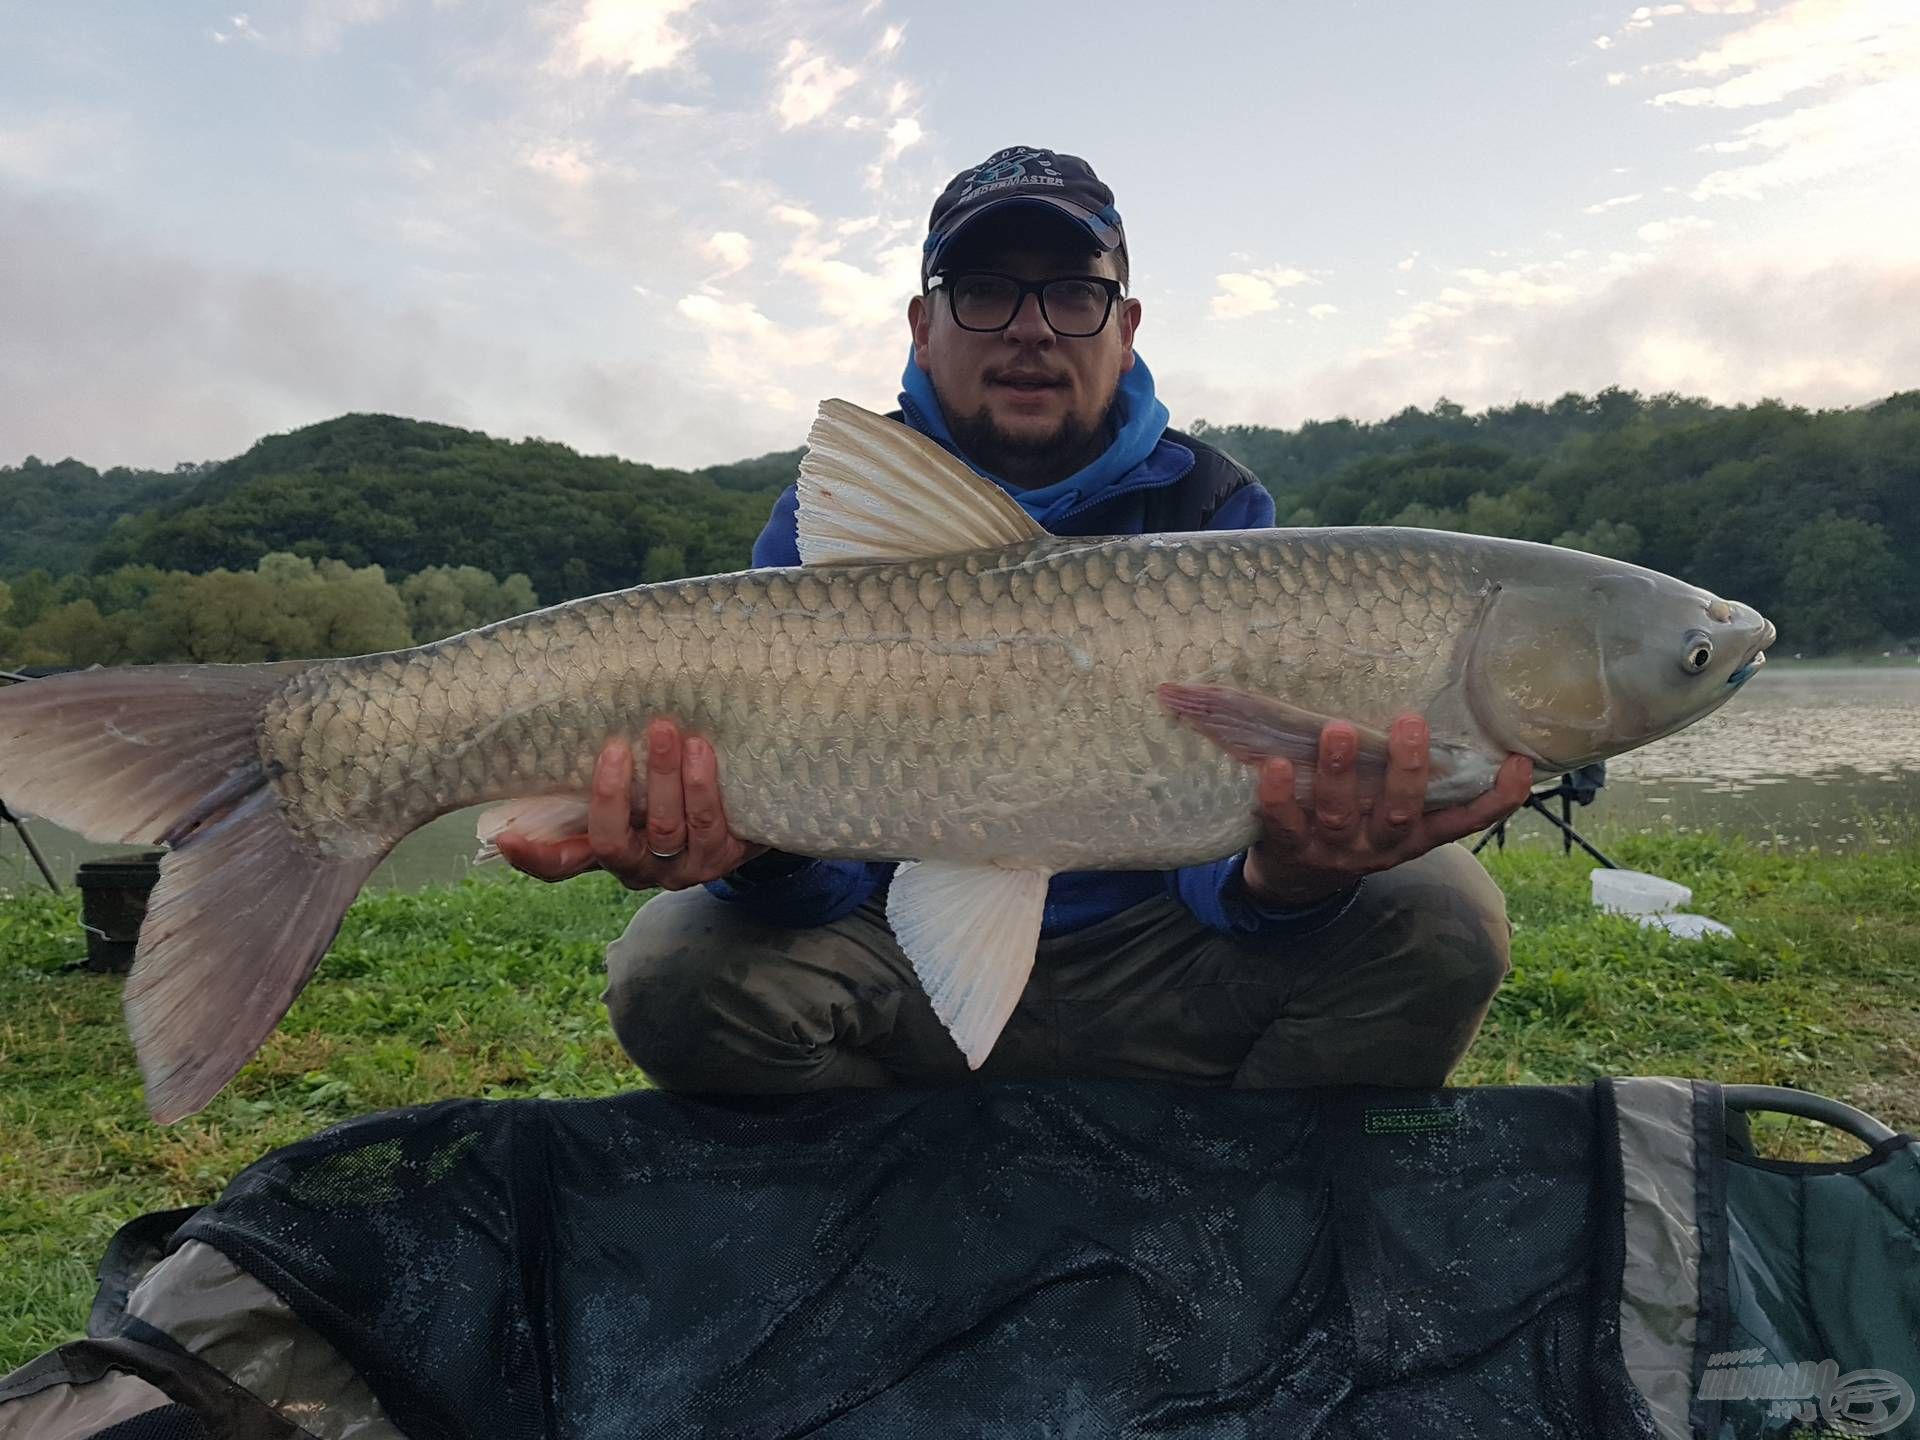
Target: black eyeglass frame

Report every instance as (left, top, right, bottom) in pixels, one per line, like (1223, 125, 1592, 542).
(925, 271, 1127, 338)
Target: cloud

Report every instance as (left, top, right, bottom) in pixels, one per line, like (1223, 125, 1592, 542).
(1583, 192, 1645, 213)
(878, 23, 904, 52)
(1307, 304, 1340, 320)
(1594, 34, 1615, 49)
(1396, 252, 1419, 272)
(1442, 264, 1584, 309)
(702, 229, 751, 275)
(774, 40, 860, 127)
(1209, 275, 1281, 320)
(1652, 0, 1916, 111)
(654, 208, 922, 425)
(1626, 4, 1688, 31)
(1168, 251, 1920, 435)
(1209, 263, 1314, 320)
(885, 117, 923, 157)
(1600, 0, 1755, 46)
(210, 13, 263, 44)
(1637, 214, 1713, 243)
(676, 293, 775, 335)
(520, 142, 596, 186)
(779, 224, 919, 329)
(1253, 264, 1312, 288)
(1688, 74, 1920, 200)
(557, 0, 697, 75)
(1648, 0, 1920, 205)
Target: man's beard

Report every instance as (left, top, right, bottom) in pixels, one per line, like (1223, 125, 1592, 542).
(945, 396, 1116, 490)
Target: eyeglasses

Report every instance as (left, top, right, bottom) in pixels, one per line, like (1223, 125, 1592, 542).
(926, 271, 1125, 338)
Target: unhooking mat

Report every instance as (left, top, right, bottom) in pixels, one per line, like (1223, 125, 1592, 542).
(3, 1078, 1916, 1439)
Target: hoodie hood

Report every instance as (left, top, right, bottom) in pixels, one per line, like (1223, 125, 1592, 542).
(897, 349, 1172, 524)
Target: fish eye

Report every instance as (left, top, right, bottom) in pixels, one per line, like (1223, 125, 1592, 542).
(1680, 629, 1714, 674)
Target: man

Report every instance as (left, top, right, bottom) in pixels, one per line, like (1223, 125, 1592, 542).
(498, 145, 1531, 1093)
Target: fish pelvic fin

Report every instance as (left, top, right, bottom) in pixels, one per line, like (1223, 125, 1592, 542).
(886, 860, 1050, 1068)
(472, 795, 593, 863)
(796, 398, 1049, 565)
(0, 663, 387, 1123)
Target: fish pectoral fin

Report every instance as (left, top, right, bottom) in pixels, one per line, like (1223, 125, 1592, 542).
(473, 795, 593, 863)
(1157, 682, 1482, 801)
(886, 860, 1050, 1069)
(1158, 682, 1393, 773)
(796, 399, 1050, 565)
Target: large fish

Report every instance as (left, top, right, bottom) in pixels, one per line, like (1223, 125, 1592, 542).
(0, 401, 1774, 1121)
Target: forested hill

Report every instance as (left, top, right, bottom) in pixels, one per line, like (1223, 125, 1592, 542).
(4, 387, 1918, 661)
(0, 457, 206, 577)
(74, 413, 797, 604)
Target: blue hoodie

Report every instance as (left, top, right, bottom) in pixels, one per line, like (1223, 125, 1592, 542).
(704, 351, 1356, 939)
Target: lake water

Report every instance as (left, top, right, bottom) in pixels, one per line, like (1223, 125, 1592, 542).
(4, 663, 1917, 896)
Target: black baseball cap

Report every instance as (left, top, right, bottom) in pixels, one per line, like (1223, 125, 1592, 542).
(921, 145, 1127, 286)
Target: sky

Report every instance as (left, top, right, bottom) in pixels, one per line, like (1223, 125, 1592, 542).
(1, 0, 1916, 470)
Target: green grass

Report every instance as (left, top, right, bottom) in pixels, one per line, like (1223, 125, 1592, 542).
(3, 833, 1918, 1372)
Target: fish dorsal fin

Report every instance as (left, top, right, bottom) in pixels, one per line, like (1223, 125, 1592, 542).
(797, 398, 1048, 565)
(886, 860, 1051, 1068)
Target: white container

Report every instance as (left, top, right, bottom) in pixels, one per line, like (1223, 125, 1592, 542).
(1637, 913, 1735, 940)
(1591, 868, 1693, 915)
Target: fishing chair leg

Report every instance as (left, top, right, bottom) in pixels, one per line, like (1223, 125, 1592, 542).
(0, 797, 61, 893)
(1519, 794, 1620, 869)
(1470, 790, 1620, 870)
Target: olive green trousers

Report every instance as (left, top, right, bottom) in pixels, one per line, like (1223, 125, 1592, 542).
(603, 844, 1510, 1093)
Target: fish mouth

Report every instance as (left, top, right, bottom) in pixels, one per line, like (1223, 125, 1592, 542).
(1728, 620, 1775, 687)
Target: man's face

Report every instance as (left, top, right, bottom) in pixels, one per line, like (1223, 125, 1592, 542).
(908, 214, 1143, 486)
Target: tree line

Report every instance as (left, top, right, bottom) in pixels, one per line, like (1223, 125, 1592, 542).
(1, 556, 536, 669)
(3, 387, 1916, 665)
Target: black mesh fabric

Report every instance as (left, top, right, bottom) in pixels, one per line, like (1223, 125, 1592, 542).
(171, 1081, 1652, 1439)
(89, 1403, 214, 1440)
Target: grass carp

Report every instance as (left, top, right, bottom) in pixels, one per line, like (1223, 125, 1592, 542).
(0, 401, 1774, 1121)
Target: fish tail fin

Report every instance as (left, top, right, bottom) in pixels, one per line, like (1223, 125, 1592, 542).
(0, 663, 387, 1122)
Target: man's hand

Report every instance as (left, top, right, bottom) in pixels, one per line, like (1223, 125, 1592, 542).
(1240, 715, 1533, 909)
(494, 718, 767, 891)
